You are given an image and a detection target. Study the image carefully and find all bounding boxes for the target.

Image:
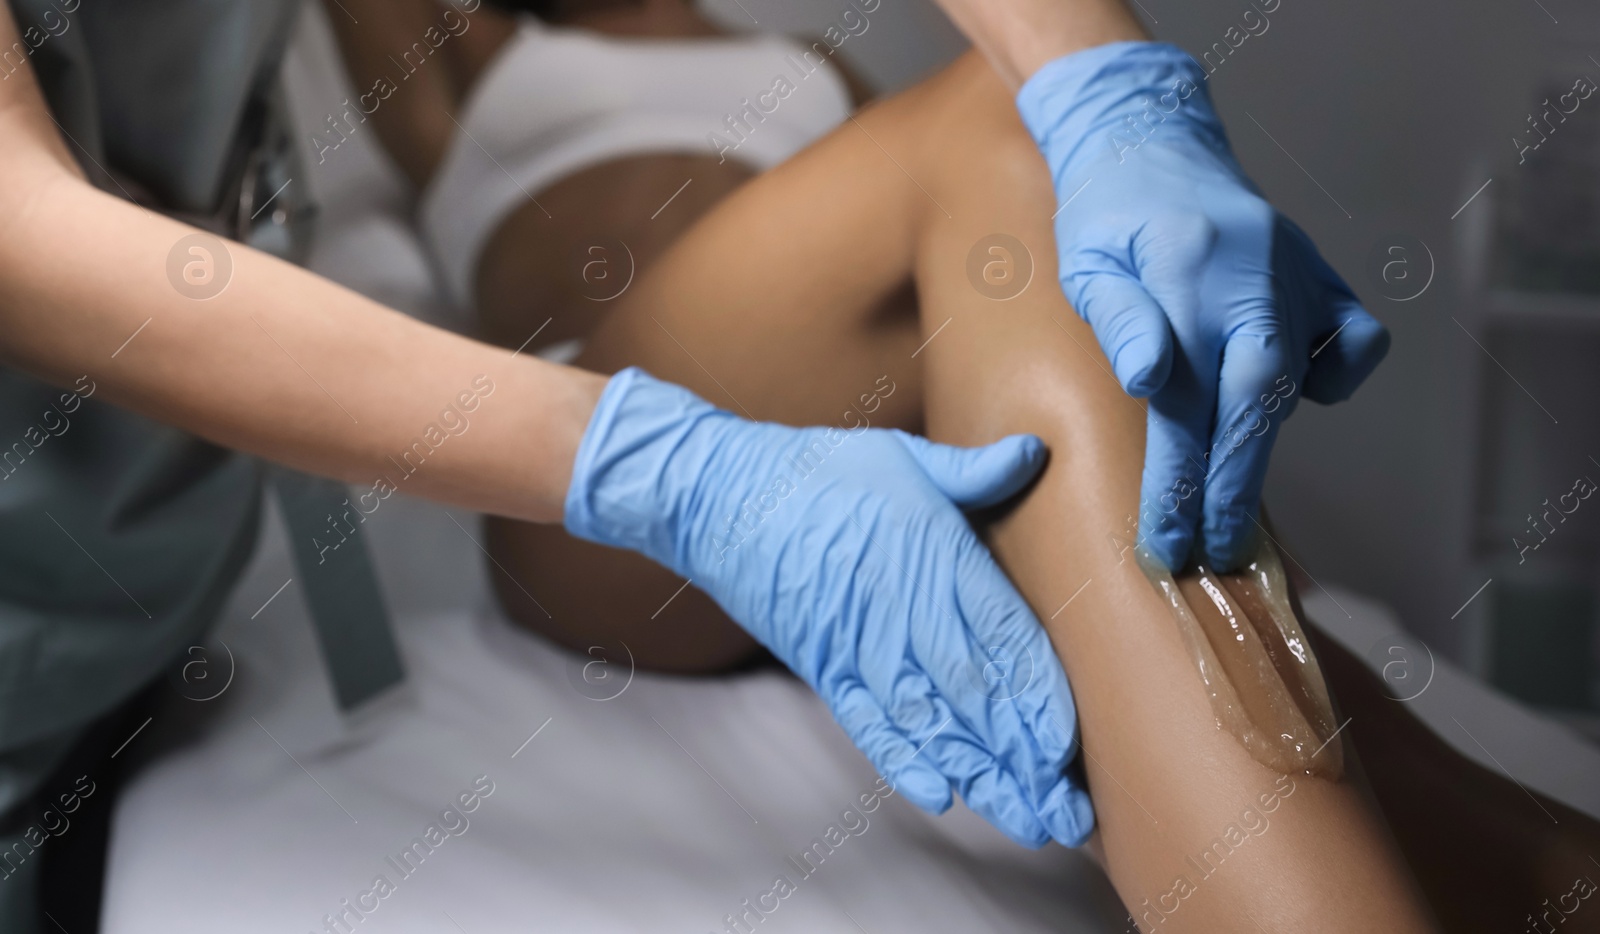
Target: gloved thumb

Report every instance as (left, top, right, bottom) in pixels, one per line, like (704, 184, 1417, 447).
(1068, 270, 1174, 397)
(1302, 301, 1390, 405)
(894, 431, 1048, 509)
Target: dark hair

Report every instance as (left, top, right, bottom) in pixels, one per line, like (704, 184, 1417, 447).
(480, 0, 558, 15)
(479, 0, 560, 16)
(480, 0, 643, 21)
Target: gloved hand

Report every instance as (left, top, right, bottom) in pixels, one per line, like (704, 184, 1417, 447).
(565, 367, 1092, 847)
(1016, 41, 1389, 571)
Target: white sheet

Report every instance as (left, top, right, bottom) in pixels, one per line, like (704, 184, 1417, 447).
(101, 492, 1119, 934)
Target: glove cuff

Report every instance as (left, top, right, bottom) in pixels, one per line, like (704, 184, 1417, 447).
(1016, 41, 1222, 173)
(563, 366, 719, 571)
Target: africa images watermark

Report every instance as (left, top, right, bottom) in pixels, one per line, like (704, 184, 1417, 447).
(1364, 233, 1434, 303)
(566, 638, 636, 702)
(1136, 374, 1297, 535)
(710, 374, 896, 562)
(0, 374, 95, 482)
(1103, 0, 1282, 162)
(709, 775, 896, 934)
(1118, 772, 1299, 932)
(707, 0, 880, 166)
(966, 233, 1034, 301)
(166, 232, 234, 301)
(1521, 871, 1596, 934)
(1511, 65, 1597, 166)
(308, 774, 496, 934)
(1512, 459, 1597, 566)
(0, 775, 97, 882)
(309, 375, 496, 564)
(0, 0, 78, 82)
(309, 0, 483, 165)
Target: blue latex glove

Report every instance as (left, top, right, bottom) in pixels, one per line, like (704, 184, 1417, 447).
(1016, 41, 1389, 571)
(565, 368, 1093, 847)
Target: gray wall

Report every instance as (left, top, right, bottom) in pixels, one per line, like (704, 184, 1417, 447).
(1151, 0, 1599, 667)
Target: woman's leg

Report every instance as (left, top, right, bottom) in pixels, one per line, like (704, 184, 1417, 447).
(536, 49, 1447, 931)
(893, 55, 1600, 932)
(1309, 628, 1600, 933)
(888, 55, 1433, 932)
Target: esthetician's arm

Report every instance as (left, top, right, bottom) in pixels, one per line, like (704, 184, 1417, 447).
(931, 0, 1390, 574)
(928, 0, 1148, 85)
(0, 9, 1081, 845)
(0, 17, 599, 522)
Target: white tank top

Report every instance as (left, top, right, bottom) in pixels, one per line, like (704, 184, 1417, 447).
(419, 17, 854, 312)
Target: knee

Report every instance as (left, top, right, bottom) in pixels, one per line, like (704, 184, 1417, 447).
(988, 119, 1054, 193)
(914, 56, 1055, 203)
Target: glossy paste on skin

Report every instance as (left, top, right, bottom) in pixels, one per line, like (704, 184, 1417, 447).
(1137, 538, 1344, 779)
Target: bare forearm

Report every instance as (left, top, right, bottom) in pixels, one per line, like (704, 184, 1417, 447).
(0, 173, 602, 523)
(929, 0, 1147, 86)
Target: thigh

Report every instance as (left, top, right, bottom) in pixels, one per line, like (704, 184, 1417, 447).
(475, 152, 759, 672)
(573, 99, 941, 425)
(474, 153, 756, 358)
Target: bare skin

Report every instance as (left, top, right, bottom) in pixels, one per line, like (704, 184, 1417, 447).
(928, 0, 1148, 87)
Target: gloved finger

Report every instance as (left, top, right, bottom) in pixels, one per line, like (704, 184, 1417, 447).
(1302, 294, 1390, 405)
(1277, 225, 1390, 405)
(893, 431, 1048, 510)
(939, 684, 1094, 847)
(889, 651, 1070, 845)
(1138, 384, 1214, 571)
(882, 673, 1053, 847)
(961, 758, 1055, 848)
(936, 538, 1077, 769)
(1065, 259, 1175, 396)
(882, 508, 1074, 778)
(830, 680, 953, 814)
(1128, 215, 1219, 571)
(1199, 322, 1293, 570)
(1036, 769, 1097, 847)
